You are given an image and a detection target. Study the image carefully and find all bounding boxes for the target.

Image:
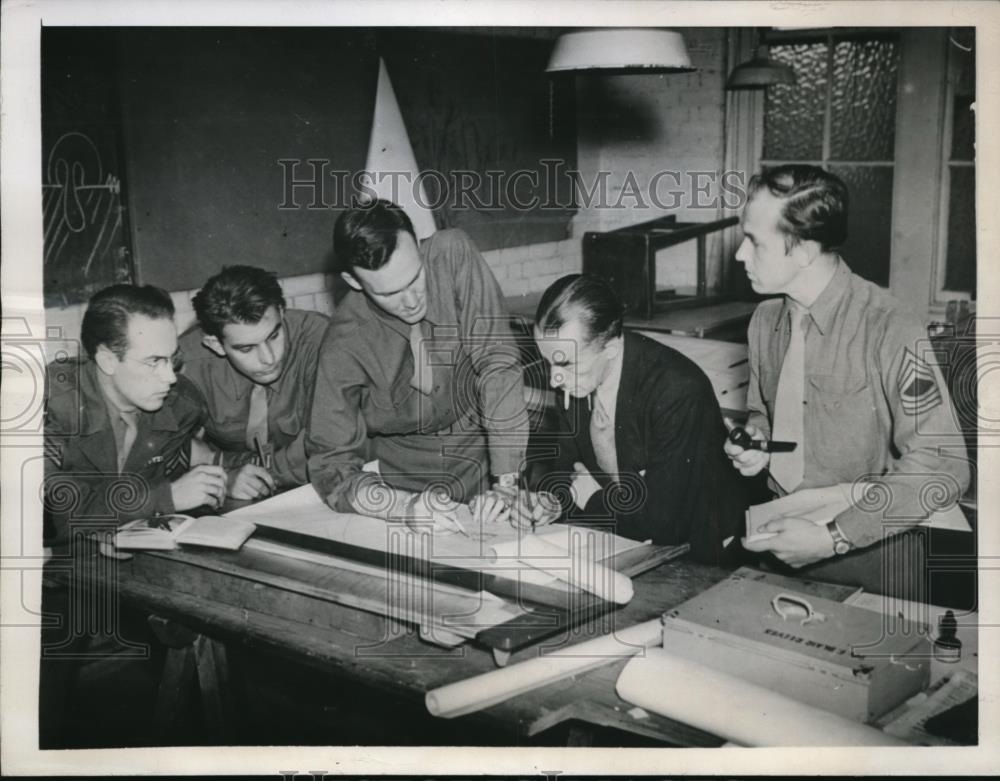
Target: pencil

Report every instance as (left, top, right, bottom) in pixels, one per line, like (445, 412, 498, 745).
(518, 471, 536, 532)
(253, 435, 266, 467)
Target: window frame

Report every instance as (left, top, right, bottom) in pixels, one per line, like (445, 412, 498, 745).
(759, 29, 901, 289)
(932, 29, 976, 303)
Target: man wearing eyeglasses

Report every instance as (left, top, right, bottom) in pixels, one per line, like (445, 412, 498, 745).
(180, 265, 328, 499)
(43, 284, 226, 547)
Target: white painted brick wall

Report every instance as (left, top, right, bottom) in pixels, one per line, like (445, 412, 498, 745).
(571, 28, 731, 294)
(42, 236, 583, 360)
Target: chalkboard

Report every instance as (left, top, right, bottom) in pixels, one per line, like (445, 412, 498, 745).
(43, 28, 577, 296)
(42, 29, 135, 307)
(117, 28, 379, 292)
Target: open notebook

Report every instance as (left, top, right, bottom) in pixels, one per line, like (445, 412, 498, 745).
(114, 514, 256, 551)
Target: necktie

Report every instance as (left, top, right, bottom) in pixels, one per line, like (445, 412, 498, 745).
(590, 395, 619, 478)
(769, 304, 807, 493)
(409, 321, 434, 395)
(117, 410, 139, 473)
(245, 383, 269, 450)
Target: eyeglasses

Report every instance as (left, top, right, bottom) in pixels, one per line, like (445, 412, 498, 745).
(122, 350, 183, 373)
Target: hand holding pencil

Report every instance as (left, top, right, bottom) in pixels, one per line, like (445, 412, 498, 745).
(493, 481, 561, 532)
(226, 438, 276, 501)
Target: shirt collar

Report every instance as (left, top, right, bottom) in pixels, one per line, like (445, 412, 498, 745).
(775, 257, 850, 337)
(594, 338, 625, 418)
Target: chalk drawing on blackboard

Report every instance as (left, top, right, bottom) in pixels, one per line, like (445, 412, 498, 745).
(43, 131, 130, 304)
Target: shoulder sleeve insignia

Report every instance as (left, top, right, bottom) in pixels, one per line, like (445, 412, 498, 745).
(164, 444, 190, 477)
(898, 347, 943, 415)
(43, 438, 64, 470)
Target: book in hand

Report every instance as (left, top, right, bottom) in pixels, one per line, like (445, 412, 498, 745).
(114, 514, 256, 551)
(745, 482, 971, 544)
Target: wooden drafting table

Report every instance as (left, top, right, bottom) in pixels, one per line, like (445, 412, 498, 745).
(56, 518, 970, 746)
(55, 487, 729, 744)
(127, 486, 688, 666)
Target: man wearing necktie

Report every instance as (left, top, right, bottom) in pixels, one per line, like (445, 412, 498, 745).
(307, 200, 557, 532)
(181, 265, 329, 499)
(43, 284, 227, 547)
(725, 165, 969, 597)
(532, 274, 744, 564)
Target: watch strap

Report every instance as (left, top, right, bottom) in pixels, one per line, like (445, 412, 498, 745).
(827, 519, 853, 555)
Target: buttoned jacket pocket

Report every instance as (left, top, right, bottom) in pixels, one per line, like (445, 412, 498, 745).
(806, 373, 877, 478)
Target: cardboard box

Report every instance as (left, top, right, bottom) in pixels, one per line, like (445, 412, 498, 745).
(661, 568, 931, 722)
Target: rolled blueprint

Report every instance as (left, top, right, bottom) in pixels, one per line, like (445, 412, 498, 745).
(490, 532, 634, 605)
(616, 648, 908, 747)
(426, 618, 661, 718)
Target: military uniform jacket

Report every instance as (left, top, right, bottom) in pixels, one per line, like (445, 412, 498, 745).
(43, 358, 207, 545)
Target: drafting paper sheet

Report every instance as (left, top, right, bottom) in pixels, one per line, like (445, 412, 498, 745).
(229, 485, 647, 590)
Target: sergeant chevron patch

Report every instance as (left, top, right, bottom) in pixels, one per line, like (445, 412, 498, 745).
(898, 348, 942, 415)
(43, 438, 63, 469)
(164, 445, 190, 476)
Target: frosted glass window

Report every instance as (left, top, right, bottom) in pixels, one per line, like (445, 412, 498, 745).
(760, 33, 899, 286)
(763, 43, 827, 161)
(830, 39, 898, 161)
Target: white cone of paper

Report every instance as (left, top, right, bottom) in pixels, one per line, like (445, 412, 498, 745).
(361, 58, 436, 240)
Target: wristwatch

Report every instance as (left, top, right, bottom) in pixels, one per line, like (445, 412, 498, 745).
(495, 472, 518, 488)
(826, 520, 853, 556)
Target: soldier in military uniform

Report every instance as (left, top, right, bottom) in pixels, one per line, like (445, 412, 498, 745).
(41, 284, 227, 747)
(43, 284, 226, 547)
(180, 265, 328, 500)
(724, 165, 970, 597)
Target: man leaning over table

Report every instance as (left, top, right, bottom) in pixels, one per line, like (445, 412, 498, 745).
(724, 164, 970, 597)
(181, 264, 328, 500)
(532, 273, 745, 564)
(306, 200, 557, 532)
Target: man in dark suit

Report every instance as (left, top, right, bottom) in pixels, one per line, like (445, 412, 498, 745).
(532, 274, 744, 563)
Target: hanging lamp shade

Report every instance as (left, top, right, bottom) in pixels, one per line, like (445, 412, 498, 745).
(546, 29, 694, 73)
(726, 44, 797, 89)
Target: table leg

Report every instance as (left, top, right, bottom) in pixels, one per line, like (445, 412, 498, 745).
(194, 635, 235, 741)
(152, 642, 196, 737)
(148, 615, 234, 742)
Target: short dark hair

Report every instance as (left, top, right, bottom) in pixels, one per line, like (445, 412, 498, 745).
(81, 284, 175, 360)
(333, 200, 416, 273)
(192, 265, 286, 339)
(747, 164, 849, 252)
(535, 274, 626, 347)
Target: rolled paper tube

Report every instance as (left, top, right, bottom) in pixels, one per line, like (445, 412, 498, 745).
(426, 618, 662, 718)
(615, 648, 908, 747)
(490, 533, 634, 605)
